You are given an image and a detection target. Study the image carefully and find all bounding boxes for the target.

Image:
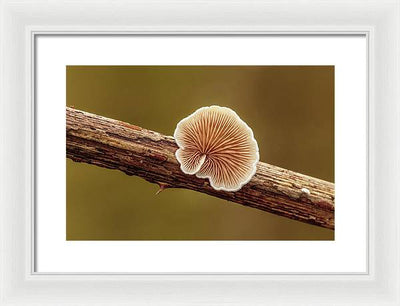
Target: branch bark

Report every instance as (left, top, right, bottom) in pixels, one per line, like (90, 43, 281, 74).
(66, 107, 334, 230)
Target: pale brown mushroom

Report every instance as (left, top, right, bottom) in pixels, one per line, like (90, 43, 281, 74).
(174, 106, 259, 192)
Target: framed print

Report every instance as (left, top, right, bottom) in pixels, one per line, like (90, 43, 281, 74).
(1, 0, 399, 305)
(35, 35, 364, 273)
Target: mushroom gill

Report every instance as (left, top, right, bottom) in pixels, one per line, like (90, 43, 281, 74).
(174, 106, 259, 192)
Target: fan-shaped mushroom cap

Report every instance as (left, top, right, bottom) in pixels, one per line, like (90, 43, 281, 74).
(174, 106, 259, 192)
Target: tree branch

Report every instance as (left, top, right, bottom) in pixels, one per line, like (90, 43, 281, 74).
(66, 107, 334, 230)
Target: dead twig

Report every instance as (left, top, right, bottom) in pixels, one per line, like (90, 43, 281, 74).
(66, 107, 334, 230)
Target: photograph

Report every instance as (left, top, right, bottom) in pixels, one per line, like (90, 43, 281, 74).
(3, 0, 400, 303)
(66, 65, 334, 240)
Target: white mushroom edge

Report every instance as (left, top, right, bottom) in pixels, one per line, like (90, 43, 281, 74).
(174, 105, 260, 192)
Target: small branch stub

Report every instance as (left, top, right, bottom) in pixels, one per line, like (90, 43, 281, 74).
(156, 182, 169, 195)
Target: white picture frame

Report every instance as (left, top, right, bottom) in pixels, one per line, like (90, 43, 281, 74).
(0, 0, 399, 305)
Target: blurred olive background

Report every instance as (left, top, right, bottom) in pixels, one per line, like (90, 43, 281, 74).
(66, 66, 334, 240)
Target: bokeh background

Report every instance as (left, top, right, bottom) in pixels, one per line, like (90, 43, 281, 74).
(66, 66, 334, 240)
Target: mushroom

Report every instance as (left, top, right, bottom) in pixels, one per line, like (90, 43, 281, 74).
(174, 106, 259, 192)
